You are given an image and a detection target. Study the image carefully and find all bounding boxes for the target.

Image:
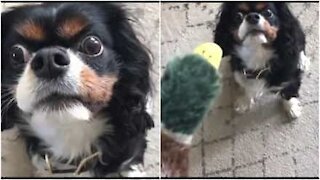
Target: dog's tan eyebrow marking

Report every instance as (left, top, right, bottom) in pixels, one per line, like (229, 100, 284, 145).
(238, 3, 250, 12)
(256, 3, 267, 11)
(15, 20, 45, 41)
(58, 17, 88, 39)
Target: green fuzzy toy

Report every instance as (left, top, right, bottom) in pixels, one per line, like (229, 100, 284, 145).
(161, 54, 220, 137)
(161, 43, 222, 177)
(161, 43, 222, 144)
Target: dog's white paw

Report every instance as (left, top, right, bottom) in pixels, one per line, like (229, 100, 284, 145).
(234, 96, 254, 114)
(119, 164, 145, 177)
(283, 97, 301, 119)
(299, 51, 310, 72)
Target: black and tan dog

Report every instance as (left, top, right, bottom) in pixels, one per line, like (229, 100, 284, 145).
(214, 2, 310, 119)
(2, 3, 153, 177)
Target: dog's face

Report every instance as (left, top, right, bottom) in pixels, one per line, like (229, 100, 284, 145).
(227, 3, 280, 43)
(2, 3, 131, 117)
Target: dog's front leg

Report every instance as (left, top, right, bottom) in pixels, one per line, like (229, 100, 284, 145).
(234, 94, 255, 114)
(280, 79, 302, 120)
(233, 72, 257, 114)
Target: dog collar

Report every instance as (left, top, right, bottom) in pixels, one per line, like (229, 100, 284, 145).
(44, 151, 101, 175)
(242, 67, 270, 79)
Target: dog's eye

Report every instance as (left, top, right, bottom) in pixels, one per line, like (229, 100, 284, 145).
(235, 12, 244, 22)
(9, 45, 26, 64)
(81, 36, 103, 56)
(262, 9, 273, 18)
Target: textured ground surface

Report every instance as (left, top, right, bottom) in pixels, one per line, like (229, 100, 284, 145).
(162, 2, 319, 177)
(1, 2, 160, 177)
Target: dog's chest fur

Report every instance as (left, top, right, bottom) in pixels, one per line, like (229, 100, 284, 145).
(26, 107, 110, 161)
(235, 34, 275, 70)
(234, 34, 276, 98)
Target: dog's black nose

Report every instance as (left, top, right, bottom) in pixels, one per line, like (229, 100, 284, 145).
(246, 13, 260, 24)
(31, 48, 70, 79)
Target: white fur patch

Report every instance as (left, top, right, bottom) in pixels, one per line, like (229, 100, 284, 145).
(119, 164, 146, 177)
(299, 51, 310, 72)
(16, 64, 37, 112)
(235, 34, 274, 70)
(146, 95, 153, 116)
(66, 105, 92, 121)
(283, 97, 301, 119)
(238, 20, 250, 41)
(66, 49, 84, 87)
(29, 107, 111, 162)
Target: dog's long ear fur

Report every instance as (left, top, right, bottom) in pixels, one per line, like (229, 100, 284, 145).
(1, 11, 10, 42)
(273, 3, 306, 70)
(1, 9, 20, 131)
(214, 3, 236, 56)
(99, 4, 154, 135)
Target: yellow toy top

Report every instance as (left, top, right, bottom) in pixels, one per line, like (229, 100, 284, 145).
(193, 42, 223, 70)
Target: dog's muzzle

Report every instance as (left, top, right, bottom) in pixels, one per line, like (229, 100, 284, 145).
(246, 12, 260, 25)
(31, 47, 70, 79)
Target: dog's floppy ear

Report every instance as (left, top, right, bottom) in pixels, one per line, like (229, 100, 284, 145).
(1, 5, 32, 39)
(101, 4, 151, 94)
(214, 3, 236, 56)
(273, 3, 305, 65)
(1, 9, 21, 131)
(2, 10, 10, 41)
(99, 4, 154, 134)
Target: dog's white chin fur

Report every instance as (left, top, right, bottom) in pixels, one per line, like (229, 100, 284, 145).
(66, 105, 92, 121)
(29, 106, 106, 160)
(15, 49, 83, 113)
